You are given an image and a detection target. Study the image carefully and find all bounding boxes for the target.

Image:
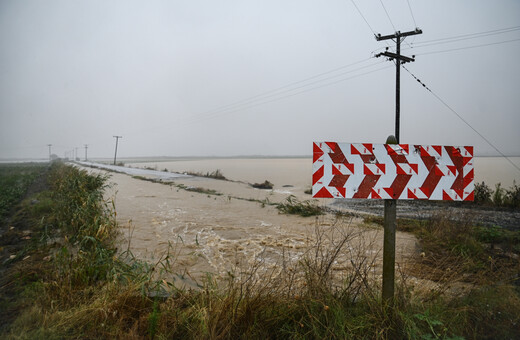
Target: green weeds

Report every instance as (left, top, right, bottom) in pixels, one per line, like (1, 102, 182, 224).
(0, 163, 46, 221)
(474, 181, 520, 208)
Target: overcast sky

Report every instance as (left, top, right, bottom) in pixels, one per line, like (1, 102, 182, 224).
(1, 0, 519, 159)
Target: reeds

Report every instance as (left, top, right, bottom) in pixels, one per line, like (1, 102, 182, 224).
(276, 195, 324, 217)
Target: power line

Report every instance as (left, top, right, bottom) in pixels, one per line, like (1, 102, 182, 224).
(406, 0, 417, 28)
(193, 57, 374, 119)
(375, 25, 520, 55)
(379, 0, 396, 32)
(123, 57, 388, 136)
(180, 63, 393, 126)
(405, 27, 520, 52)
(349, 0, 395, 51)
(416, 37, 520, 56)
(402, 65, 520, 174)
(170, 60, 386, 124)
(410, 26, 520, 47)
(349, 0, 377, 35)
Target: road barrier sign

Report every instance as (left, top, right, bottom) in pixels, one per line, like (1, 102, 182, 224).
(312, 142, 474, 201)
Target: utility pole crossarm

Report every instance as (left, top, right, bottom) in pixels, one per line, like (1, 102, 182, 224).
(375, 52, 415, 64)
(375, 28, 422, 144)
(375, 28, 422, 41)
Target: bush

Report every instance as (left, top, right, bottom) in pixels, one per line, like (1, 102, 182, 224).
(504, 181, 520, 208)
(474, 181, 492, 204)
(474, 181, 520, 208)
(493, 183, 505, 205)
(251, 180, 273, 189)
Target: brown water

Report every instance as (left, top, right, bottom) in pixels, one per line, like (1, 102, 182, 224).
(83, 155, 519, 286)
(127, 156, 520, 190)
(85, 167, 418, 285)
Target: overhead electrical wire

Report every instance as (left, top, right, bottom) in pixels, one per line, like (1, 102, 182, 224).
(179, 61, 392, 126)
(402, 65, 520, 174)
(142, 27, 520, 131)
(409, 26, 520, 47)
(191, 57, 374, 119)
(372, 25, 520, 56)
(416, 37, 520, 56)
(349, 0, 377, 35)
(406, 0, 417, 28)
(349, 0, 395, 52)
(125, 57, 389, 135)
(379, 0, 397, 32)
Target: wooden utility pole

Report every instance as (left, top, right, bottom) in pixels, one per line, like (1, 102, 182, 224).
(113, 136, 122, 165)
(375, 28, 422, 143)
(375, 28, 422, 304)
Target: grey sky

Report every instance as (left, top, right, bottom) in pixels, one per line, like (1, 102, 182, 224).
(1, 0, 519, 159)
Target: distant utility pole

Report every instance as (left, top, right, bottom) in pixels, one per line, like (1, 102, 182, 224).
(75, 147, 78, 161)
(47, 144, 52, 161)
(113, 136, 122, 165)
(375, 28, 422, 143)
(375, 28, 422, 305)
(84, 144, 88, 161)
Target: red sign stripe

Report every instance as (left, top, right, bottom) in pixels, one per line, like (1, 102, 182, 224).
(312, 165, 324, 186)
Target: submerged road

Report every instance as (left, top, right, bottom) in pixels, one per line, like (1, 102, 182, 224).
(76, 161, 192, 181)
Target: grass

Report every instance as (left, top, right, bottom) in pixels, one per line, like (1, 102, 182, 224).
(175, 183, 222, 196)
(0, 163, 47, 221)
(185, 169, 227, 180)
(1, 163, 519, 339)
(364, 211, 520, 286)
(276, 195, 324, 217)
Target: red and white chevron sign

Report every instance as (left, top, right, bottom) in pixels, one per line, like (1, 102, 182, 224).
(312, 142, 474, 201)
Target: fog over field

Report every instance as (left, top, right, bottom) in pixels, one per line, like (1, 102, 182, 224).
(1, 0, 519, 162)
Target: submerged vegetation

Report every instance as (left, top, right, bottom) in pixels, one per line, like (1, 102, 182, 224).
(276, 195, 324, 217)
(1, 162, 519, 339)
(251, 180, 274, 189)
(185, 169, 227, 180)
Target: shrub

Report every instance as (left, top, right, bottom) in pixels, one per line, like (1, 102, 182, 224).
(251, 180, 273, 189)
(492, 183, 505, 205)
(474, 181, 492, 204)
(504, 181, 520, 208)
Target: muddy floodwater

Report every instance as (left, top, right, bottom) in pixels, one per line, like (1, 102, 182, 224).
(81, 156, 519, 286)
(125, 156, 520, 189)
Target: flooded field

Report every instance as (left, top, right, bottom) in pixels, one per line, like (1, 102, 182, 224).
(125, 156, 520, 189)
(80, 155, 520, 284)
(81, 165, 416, 285)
